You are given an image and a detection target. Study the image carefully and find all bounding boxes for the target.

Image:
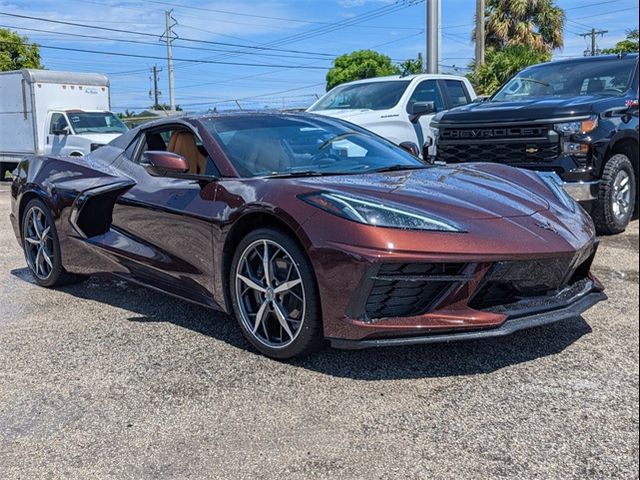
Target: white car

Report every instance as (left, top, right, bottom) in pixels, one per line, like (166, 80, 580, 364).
(307, 74, 476, 157)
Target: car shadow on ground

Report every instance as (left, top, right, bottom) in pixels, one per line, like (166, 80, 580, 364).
(11, 269, 593, 380)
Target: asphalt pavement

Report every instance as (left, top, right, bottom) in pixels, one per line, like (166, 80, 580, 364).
(0, 183, 638, 479)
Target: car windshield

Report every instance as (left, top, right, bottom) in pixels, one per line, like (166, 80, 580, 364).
(202, 115, 426, 178)
(309, 80, 411, 111)
(492, 56, 637, 102)
(66, 112, 128, 134)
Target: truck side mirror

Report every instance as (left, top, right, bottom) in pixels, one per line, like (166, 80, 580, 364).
(408, 101, 435, 123)
(53, 125, 71, 135)
(399, 141, 420, 157)
(142, 151, 189, 177)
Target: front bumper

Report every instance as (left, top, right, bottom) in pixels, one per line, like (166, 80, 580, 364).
(563, 180, 599, 202)
(330, 288, 606, 349)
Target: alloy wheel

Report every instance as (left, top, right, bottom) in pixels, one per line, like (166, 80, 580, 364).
(235, 239, 305, 349)
(23, 206, 55, 280)
(612, 169, 632, 220)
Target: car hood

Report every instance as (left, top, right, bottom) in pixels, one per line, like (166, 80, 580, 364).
(294, 163, 555, 221)
(310, 108, 380, 124)
(434, 95, 611, 124)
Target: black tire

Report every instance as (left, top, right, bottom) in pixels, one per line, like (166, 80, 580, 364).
(229, 227, 324, 359)
(592, 153, 637, 235)
(21, 198, 82, 288)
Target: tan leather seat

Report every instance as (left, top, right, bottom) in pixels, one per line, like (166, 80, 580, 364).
(227, 133, 291, 175)
(167, 131, 206, 174)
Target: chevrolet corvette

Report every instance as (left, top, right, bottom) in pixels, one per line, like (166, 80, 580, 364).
(9, 112, 606, 359)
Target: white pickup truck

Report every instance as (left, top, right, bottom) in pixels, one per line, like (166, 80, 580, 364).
(307, 74, 476, 157)
(0, 69, 128, 178)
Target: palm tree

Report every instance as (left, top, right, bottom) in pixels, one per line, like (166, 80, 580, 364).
(475, 0, 565, 53)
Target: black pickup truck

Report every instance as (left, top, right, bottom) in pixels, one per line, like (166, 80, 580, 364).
(431, 54, 639, 234)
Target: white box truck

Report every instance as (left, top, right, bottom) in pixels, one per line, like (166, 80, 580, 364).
(0, 69, 128, 178)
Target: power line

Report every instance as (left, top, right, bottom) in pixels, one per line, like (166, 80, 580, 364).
(0, 39, 330, 70)
(0, 11, 338, 58)
(137, 0, 425, 31)
(170, 1, 423, 73)
(0, 23, 335, 62)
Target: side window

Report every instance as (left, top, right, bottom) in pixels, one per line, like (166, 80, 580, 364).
(443, 80, 471, 108)
(49, 113, 68, 135)
(123, 135, 140, 161)
(407, 80, 444, 113)
(136, 127, 219, 176)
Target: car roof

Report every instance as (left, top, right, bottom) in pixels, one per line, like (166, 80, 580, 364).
(335, 73, 468, 86)
(534, 53, 639, 68)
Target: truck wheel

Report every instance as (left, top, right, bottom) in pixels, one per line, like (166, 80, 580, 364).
(592, 154, 636, 235)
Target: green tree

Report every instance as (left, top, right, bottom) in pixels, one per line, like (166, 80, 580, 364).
(398, 56, 423, 76)
(476, 0, 565, 53)
(468, 44, 550, 95)
(0, 28, 44, 71)
(602, 28, 639, 54)
(326, 50, 400, 90)
(152, 103, 183, 111)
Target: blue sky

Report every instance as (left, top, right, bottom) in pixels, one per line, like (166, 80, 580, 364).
(1, 0, 637, 112)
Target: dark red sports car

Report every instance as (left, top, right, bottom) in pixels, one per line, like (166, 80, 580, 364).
(10, 113, 606, 358)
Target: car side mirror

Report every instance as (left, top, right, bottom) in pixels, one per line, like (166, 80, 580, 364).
(399, 141, 420, 157)
(473, 95, 490, 103)
(142, 151, 189, 177)
(408, 101, 435, 123)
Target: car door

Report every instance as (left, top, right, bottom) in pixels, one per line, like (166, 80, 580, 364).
(46, 112, 70, 155)
(405, 79, 446, 152)
(109, 124, 226, 308)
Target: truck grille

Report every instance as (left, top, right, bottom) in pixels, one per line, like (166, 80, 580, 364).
(436, 124, 559, 165)
(437, 141, 560, 165)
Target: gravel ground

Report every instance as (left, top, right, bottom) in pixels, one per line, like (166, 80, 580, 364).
(0, 183, 638, 479)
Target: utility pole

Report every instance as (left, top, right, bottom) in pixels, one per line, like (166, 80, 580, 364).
(425, 0, 441, 73)
(150, 65, 162, 109)
(475, 0, 485, 66)
(580, 28, 608, 56)
(163, 10, 176, 110)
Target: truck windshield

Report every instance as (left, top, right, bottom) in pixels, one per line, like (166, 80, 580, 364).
(492, 56, 637, 102)
(309, 80, 411, 111)
(66, 112, 128, 134)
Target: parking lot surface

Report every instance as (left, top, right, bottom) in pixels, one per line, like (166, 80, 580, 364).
(0, 183, 638, 479)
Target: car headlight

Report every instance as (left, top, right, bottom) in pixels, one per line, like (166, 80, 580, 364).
(537, 172, 576, 212)
(300, 192, 464, 232)
(554, 115, 598, 135)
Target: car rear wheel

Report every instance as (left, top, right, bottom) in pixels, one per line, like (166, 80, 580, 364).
(593, 154, 636, 235)
(229, 228, 324, 359)
(21, 198, 81, 288)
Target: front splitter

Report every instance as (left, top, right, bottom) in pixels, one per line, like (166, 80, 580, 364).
(329, 291, 606, 350)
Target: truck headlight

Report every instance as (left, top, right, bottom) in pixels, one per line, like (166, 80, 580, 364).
(554, 116, 598, 135)
(300, 192, 465, 232)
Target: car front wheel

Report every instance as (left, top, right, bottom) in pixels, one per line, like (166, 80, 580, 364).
(229, 228, 324, 359)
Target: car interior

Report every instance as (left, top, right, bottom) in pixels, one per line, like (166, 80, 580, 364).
(138, 128, 211, 175)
